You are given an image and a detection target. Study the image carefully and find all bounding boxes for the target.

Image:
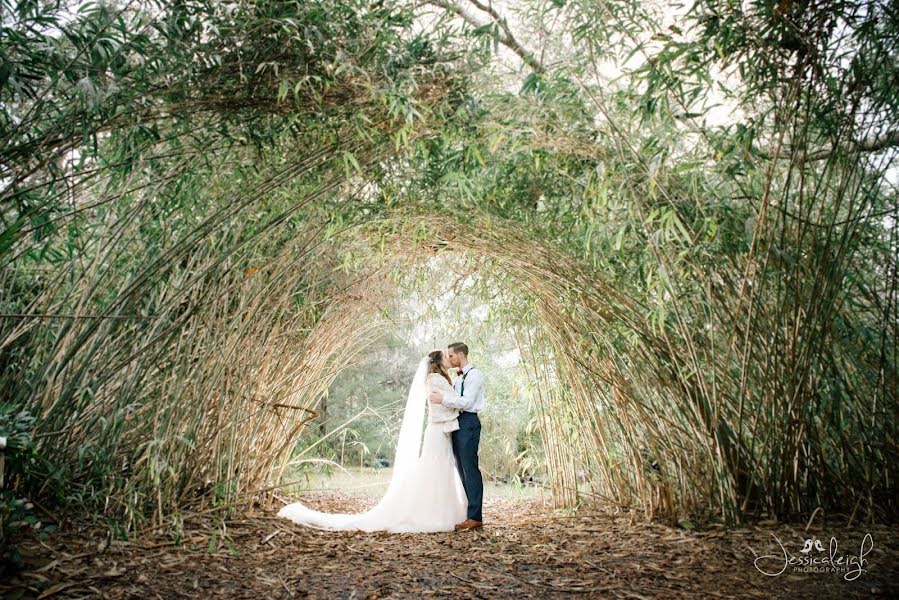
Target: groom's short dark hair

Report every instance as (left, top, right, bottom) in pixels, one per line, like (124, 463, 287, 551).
(448, 342, 469, 356)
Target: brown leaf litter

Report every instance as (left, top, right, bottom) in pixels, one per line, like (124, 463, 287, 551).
(2, 492, 897, 599)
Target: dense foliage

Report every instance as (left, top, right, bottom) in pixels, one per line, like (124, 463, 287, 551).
(1, 0, 897, 556)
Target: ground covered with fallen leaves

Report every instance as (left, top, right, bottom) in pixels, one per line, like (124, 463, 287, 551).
(3, 492, 897, 599)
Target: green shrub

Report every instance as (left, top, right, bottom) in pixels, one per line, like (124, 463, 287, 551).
(0, 406, 55, 575)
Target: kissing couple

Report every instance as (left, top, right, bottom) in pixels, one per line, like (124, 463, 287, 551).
(278, 342, 486, 532)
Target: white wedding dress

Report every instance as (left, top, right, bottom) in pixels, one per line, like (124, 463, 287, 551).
(277, 357, 468, 533)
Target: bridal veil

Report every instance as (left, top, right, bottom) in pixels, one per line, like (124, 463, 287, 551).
(277, 356, 461, 532)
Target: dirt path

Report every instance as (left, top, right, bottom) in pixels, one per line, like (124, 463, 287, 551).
(3, 493, 897, 599)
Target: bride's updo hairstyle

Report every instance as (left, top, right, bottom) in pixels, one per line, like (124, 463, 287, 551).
(427, 350, 453, 386)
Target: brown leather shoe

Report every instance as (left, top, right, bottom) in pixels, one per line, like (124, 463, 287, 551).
(455, 519, 483, 530)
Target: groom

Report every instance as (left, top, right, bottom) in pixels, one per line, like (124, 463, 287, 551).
(428, 342, 484, 530)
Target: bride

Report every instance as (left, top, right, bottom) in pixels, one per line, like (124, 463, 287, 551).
(276, 350, 468, 532)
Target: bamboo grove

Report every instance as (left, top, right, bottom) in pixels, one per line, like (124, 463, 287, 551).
(1, 0, 897, 543)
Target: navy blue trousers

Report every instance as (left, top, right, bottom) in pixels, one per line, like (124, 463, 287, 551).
(451, 411, 483, 522)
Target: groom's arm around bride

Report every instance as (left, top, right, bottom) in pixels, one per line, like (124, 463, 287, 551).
(428, 342, 485, 529)
(431, 367, 484, 412)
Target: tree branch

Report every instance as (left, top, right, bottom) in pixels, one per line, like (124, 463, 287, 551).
(750, 128, 899, 162)
(804, 129, 899, 161)
(427, 0, 545, 74)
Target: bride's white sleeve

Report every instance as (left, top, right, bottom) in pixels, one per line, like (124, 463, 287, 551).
(427, 376, 458, 422)
(439, 377, 458, 397)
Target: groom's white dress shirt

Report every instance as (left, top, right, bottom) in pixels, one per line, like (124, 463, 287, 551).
(441, 363, 485, 413)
